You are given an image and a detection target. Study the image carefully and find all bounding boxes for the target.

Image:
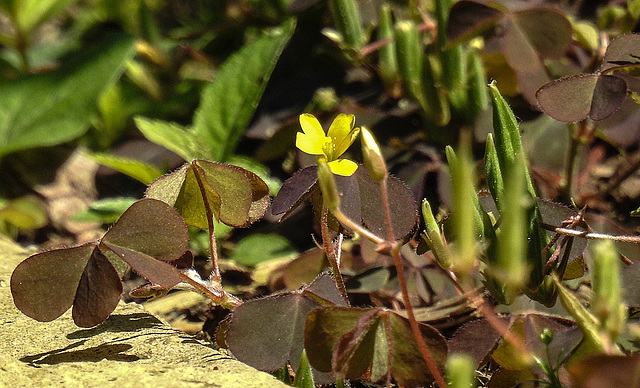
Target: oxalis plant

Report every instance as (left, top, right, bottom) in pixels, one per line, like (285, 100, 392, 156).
(8, 18, 640, 388)
(11, 82, 640, 387)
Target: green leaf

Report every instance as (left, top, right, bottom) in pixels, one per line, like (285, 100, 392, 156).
(293, 350, 315, 388)
(192, 19, 296, 161)
(0, 33, 135, 158)
(10, 0, 77, 35)
(72, 197, 138, 224)
(88, 152, 163, 185)
(229, 234, 297, 267)
(134, 117, 201, 161)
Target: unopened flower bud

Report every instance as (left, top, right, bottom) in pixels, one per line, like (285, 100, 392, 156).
(361, 126, 387, 182)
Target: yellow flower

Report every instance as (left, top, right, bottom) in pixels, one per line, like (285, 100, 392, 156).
(296, 113, 360, 176)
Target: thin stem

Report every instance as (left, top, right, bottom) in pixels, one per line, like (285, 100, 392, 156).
(379, 175, 447, 388)
(177, 271, 242, 309)
(332, 208, 385, 244)
(541, 223, 640, 244)
(322, 206, 350, 305)
(561, 124, 580, 202)
(193, 167, 221, 282)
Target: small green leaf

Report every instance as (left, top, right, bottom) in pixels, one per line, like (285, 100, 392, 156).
(293, 350, 315, 388)
(230, 234, 297, 267)
(0, 33, 135, 158)
(88, 152, 163, 185)
(72, 197, 138, 224)
(134, 117, 201, 162)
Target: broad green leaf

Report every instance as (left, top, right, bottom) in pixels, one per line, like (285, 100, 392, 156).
(230, 234, 297, 267)
(88, 152, 163, 185)
(192, 19, 296, 161)
(0, 33, 135, 158)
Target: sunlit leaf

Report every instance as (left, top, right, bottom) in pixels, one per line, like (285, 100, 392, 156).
(136, 20, 295, 162)
(88, 152, 163, 185)
(146, 160, 269, 228)
(11, 198, 189, 327)
(192, 20, 296, 162)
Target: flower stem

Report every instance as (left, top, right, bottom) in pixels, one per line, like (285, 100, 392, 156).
(380, 176, 447, 387)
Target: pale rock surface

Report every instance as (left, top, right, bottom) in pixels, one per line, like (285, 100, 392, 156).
(0, 235, 288, 387)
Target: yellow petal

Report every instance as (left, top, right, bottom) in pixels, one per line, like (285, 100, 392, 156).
(299, 114, 326, 139)
(328, 114, 358, 157)
(296, 132, 325, 155)
(328, 159, 358, 176)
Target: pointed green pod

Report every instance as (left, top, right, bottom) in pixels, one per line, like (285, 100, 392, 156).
(329, 0, 366, 51)
(591, 239, 626, 342)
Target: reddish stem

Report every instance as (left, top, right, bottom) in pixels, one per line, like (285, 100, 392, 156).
(322, 206, 350, 305)
(380, 176, 447, 388)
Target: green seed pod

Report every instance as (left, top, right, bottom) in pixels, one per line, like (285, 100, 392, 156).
(446, 354, 476, 388)
(395, 20, 423, 102)
(329, 0, 366, 51)
(360, 126, 387, 182)
(378, 4, 399, 91)
(466, 48, 489, 121)
(421, 199, 451, 269)
(591, 239, 626, 341)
